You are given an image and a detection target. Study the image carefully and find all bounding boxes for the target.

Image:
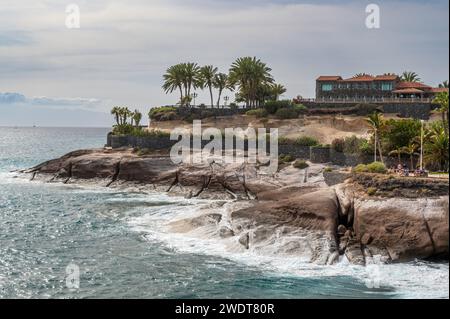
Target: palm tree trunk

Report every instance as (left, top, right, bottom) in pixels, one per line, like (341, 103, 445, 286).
(216, 89, 223, 108)
(377, 139, 384, 164)
(179, 86, 184, 104)
(443, 112, 449, 139)
(209, 86, 214, 108)
(410, 155, 414, 170)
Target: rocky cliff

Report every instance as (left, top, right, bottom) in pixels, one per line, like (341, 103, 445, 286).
(22, 148, 449, 265)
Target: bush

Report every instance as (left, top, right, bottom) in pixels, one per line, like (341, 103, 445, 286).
(324, 167, 334, 172)
(246, 108, 268, 118)
(353, 164, 369, 173)
(275, 107, 298, 119)
(149, 106, 178, 121)
(294, 136, 319, 146)
(293, 160, 309, 169)
(353, 162, 387, 174)
(293, 104, 307, 113)
(367, 187, 378, 196)
(332, 138, 345, 153)
(263, 100, 293, 114)
(279, 154, 295, 163)
(366, 162, 387, 174)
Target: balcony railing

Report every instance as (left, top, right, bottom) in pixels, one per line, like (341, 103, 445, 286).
(299, 97, 434, 104)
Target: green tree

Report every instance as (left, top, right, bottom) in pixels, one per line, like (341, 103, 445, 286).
(433, 92, 449, 138)
(383, 118, 421, 151)
(229, 57, 274, 108)
(199, 65, 218, 108)
(162, 64, 185, 104)
(111, 106, 121, 125)
(401, 143, 419, 170)
(424, 122, 449, 171)
(401, 71, 421, 83)
(438, 80, 449, 88)
(271, 84, 287, 101)
(213, 73, 234, 108)
(181, 62, 201, 106)
(132, 110, 142, 127)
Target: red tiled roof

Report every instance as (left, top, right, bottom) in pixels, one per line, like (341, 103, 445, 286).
(396, 82, 432, 90)
(374, 75, 399, 81)
(393, 88, 424, 94)
(316, 76, 342, 81)
(342, 75, 375, 82)
(430, 87, 449, 93)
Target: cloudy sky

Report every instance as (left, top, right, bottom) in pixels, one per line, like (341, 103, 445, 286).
(0, 0, 448, 126)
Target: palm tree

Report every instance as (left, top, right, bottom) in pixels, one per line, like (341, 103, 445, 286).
(433, 92, 449, 138)
(401, 71, 421, 83)
(424, 122, 449, 171)
(132, 110, 142, 127)
(354, 73, 373, 78)
(229, 57, 274, 108)
(181, 62, 201, 106)
(271, 84, 287, 101)
(199, 65, 218, 108)
(118, 107, 132, 125)
(163, 64, 184, 104)
(401, 143, 419, 170)
(389, 147, 404, 165)
(438, 80, 449, 88)
(111, 106, 121, 125)
(213, 73, 234, 108)
(367, 112, 385, 164)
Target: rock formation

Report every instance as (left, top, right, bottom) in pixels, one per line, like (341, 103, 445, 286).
(22, 148, 449, 265)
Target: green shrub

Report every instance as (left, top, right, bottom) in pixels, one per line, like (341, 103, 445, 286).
(279, 154, 295, 163)
(149, 106, 178, 121)
(366, 162, 387, 174)
(293, 160, 309, 169)
(353, 164, 369, 173)
(367, 187, 378, 196)
(324, 167, 334, 172)
(293, 104, 307, 114)
(332, 138, 345, 152)
(246, 108, 268, 118)
(275, 108, 298, 119)
(294, 136, 319, 146)
(353, 162, 387, 174)
(263, 100, 293, 114)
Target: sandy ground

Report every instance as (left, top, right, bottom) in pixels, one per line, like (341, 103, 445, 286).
(149, 115, 371, 144)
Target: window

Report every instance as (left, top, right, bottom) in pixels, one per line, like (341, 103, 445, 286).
(381, 82, 393, 91)
(322, 84, 333, 91)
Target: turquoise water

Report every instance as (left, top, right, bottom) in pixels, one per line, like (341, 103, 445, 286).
(0, 127, 448, 299)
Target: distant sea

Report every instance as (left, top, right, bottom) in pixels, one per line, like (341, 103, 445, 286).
(0, 127, 448, 299)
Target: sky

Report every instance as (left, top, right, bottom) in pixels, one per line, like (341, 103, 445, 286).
(0, 0, 448, 127)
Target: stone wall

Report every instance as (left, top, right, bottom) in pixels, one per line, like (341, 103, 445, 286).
(108, 134, 406, 167)
(302, 101, 436, 120)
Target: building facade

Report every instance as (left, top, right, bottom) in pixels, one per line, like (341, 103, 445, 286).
(315, 74, 446, 101)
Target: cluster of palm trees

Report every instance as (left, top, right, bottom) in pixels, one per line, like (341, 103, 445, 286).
(110, 107, 142, 127)
(162, 57, 286, 108)
(366, 109, 449, 171)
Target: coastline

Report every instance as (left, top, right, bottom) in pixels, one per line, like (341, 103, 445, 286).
(20, 147, 449, 266)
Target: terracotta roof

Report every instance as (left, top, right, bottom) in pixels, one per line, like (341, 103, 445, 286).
(396, 82, 432, 90)
(430, 87, 449, 93)
(316, 76, 342, 81)
(342, 75, 375, 82)
(393, 88, 424, 94)
(374, 75, 399, 81)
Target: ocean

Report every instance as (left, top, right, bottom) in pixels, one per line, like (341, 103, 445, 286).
(0, 127, 448, 299)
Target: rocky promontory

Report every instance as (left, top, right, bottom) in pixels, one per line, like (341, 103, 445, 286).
(21, 148, 449, 265)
